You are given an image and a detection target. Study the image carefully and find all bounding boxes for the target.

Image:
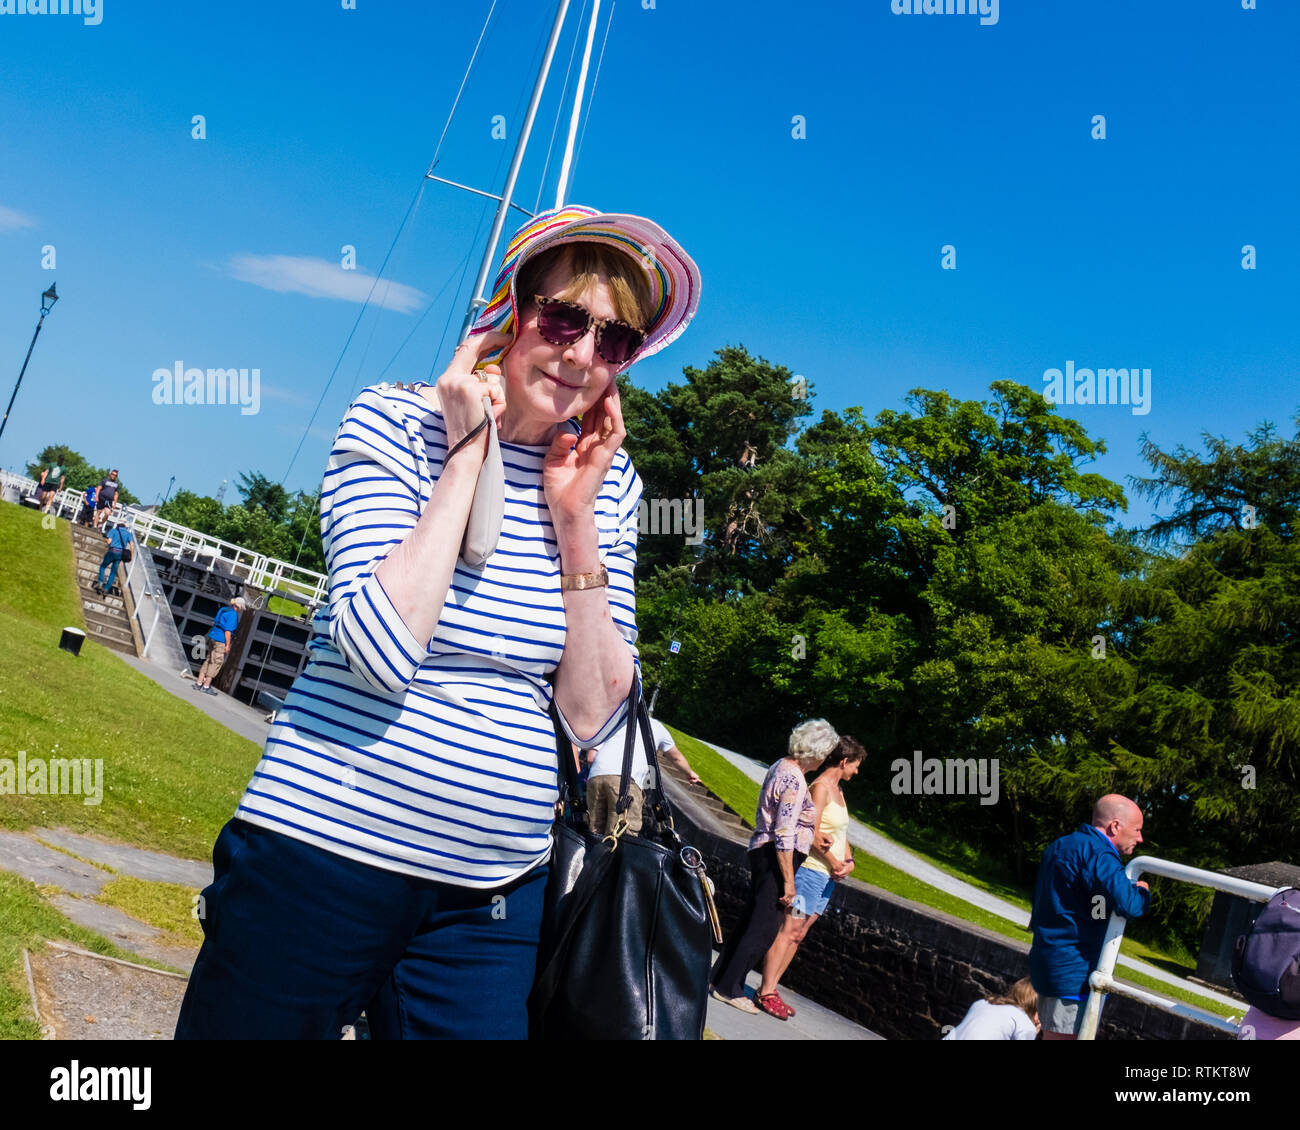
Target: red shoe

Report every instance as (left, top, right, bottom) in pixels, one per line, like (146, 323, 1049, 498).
(774, 992, 796, 1016)
(756, 993, 792, 1020)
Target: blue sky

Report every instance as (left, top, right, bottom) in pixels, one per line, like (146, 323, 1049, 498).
(0, 0, 1295, 532)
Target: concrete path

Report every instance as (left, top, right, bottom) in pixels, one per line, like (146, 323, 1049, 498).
(0, 827, 204, 975)
(696, 738, 1247, 1012)
(116, 651, 272, 748)
(706, 965, 880, 1040)
(33, 827, 210, 889)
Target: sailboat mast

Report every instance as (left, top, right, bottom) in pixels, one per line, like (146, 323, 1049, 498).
(456, 0, 573, 345)
(553, 0, 602, 209)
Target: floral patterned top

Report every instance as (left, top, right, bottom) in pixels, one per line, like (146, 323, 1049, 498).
(750, 759, 817, 855)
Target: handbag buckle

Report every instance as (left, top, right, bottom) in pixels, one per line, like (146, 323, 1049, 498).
(603, 815, 631, 850)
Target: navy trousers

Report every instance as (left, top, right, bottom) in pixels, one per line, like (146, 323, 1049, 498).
(709, 843, 805, 999)
(174, 819, 548, 1039)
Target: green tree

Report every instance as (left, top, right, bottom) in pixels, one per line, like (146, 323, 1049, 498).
(621, 345, 814, 597)
(26, 444, 139, 504)
(237, 471, 290, 525)
(157, 489, 224, 534)
(1099, 420, 1300, 950)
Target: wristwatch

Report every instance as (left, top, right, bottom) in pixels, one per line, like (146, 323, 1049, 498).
(560, 565, 609, 591)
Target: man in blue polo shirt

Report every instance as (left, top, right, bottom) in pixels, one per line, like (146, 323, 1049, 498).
(1028, 794, 1151, 1040)
(94, 523, 134, 595)
(194, 596, 247, 696)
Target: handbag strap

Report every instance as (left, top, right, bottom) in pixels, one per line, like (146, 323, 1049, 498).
(550, 677, 675, 829)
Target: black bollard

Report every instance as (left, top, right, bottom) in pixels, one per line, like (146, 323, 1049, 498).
(59, 627, 86, 656)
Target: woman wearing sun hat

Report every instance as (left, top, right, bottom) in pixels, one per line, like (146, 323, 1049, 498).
(175, 204, 700, 1040)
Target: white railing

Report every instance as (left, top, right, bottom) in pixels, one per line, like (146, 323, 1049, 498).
(0, 469, 328, 604)
(1078, 856, 1286, 1039)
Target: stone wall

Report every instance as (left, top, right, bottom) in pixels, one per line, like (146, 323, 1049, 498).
(669, 794, 1233, 1041)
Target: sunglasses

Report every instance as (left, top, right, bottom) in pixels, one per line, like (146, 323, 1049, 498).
(531, 295, 646, 367)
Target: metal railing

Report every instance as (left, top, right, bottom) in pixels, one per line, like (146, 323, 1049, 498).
(118, 532, 191, 672)
(1078, 856, 1286, 1039)
(1, 470, 328, 604)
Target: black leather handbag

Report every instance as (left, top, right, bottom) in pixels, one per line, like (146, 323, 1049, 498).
(528, 679, 723, 1040)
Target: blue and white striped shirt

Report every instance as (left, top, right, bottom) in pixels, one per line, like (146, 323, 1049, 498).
(235, 382, 642, 888)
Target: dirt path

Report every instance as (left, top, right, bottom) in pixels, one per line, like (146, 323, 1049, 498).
(1, 825, 207, 1038)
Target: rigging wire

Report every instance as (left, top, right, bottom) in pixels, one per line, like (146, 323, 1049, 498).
(374, 249, 474, 382)
(347, 274, 398, 405)
(533, 0, 590, 214)
(426, 0, 500, 177)
(278, 175, 427, 487)
(427, 12, 552, 382)
(570, 0, 614, 186)
(429, 194, 498, 382)
(256, 2, 509, 703)
(279, 1, 503, 486)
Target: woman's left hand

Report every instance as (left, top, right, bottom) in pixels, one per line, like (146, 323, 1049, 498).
(543, 380, 625, 530)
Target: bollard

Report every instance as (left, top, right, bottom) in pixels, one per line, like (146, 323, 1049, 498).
(58, 627, 86, 657)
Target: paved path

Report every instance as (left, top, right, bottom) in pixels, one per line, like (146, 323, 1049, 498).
(696, 738, 1247, 1012)
(0, 827, 203, 974)
(706, 965, 880, 1040)
(116, 651, 272, 747)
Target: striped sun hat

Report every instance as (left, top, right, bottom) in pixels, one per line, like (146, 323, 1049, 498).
(469, 204, 701, 372)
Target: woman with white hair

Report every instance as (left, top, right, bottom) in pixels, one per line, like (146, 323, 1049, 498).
(194, 595, 248, 696)
(709, 718, 840, 1015)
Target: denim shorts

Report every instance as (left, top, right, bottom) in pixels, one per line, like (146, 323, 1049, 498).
(792, 864, 835, 918)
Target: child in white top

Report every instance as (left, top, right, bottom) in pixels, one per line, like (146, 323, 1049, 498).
(943, 978, 1040, 1040)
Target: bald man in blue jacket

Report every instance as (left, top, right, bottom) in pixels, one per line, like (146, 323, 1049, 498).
(1028, 795, 1151, 1039)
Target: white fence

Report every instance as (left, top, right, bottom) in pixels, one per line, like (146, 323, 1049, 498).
(1078, 856, 1286, 1039)
(1, 470, 328, 605)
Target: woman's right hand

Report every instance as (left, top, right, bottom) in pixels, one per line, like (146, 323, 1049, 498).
(780, 882, 797, 909)
(428, 331, 511, 459)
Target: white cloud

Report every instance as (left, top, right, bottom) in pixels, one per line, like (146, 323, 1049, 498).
(225, 253, 426, 314)
(0, 205, 37, 232)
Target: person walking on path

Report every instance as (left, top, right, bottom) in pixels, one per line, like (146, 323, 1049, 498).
(38, 457, 65, 513)
(709, 719, 839, 1016)
(583, 713, 700, 836)
(1028, 794, 1150, 1040)
(92, 469, 120, 530)
(93, 523, 135, 596)
(174, 205, 700, 1040)
(194, 596, 247, 695)
(757, 736, 865, 1019)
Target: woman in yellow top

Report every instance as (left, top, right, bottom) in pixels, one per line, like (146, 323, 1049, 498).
(756, 737, 866, 1020)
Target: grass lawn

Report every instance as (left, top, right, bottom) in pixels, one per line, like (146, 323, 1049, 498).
(266, 595, 307, 618)
(0, 503, 262, 1036)
(0, 503, 263, 859)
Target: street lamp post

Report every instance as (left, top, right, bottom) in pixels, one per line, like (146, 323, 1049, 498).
(0, 283, 59, 446)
